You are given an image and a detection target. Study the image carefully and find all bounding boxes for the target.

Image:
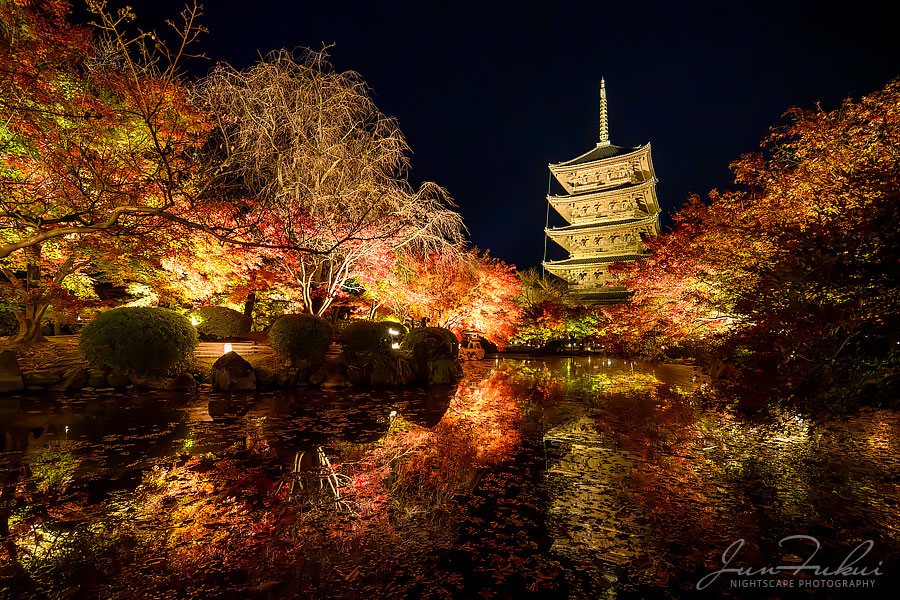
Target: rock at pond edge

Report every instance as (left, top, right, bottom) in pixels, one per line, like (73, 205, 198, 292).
(211, 351, 256, 391)
(0, 350, 24, 393)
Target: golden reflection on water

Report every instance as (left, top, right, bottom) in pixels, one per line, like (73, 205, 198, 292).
(2, 358, 899, 597)
(504, 356, 900, 590)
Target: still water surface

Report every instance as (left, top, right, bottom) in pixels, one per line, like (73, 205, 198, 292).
(1, 357, 898, 598)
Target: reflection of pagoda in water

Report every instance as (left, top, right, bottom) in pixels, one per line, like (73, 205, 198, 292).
(543, 79, 660, 303)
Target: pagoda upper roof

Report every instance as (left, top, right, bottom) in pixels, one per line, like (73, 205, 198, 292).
(550, 142, 643, 168)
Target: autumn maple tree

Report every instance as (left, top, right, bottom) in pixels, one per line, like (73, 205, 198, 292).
(0, 1, 219, 341)
(357, 249, 521, 346)
(616, 80, 900, 405)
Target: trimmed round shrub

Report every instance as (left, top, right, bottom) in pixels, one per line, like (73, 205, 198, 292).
(79, 307, 198, 376)
(268, 314, 333, 366)
(192, 305, 252, 340)
(401, 327, 459, 358)
(340, 320, 407, 356)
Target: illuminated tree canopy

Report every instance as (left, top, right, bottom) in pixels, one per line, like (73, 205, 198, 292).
(613, 80, 900, 404)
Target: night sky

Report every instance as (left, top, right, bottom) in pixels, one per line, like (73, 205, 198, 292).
(95, 1, 897, 269)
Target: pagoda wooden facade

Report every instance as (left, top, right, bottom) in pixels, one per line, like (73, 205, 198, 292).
(543, 80, 660, 303)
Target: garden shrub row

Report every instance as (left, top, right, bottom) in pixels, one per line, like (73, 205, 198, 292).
(73, 310, 459, 386)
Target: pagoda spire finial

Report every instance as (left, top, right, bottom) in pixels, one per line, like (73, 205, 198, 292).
(598, 78, 609, 146)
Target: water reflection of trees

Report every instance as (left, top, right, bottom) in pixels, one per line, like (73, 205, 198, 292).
(3, 360, 899, 597)
(0, 369, 532, 598)
(520, 357, 900, 593)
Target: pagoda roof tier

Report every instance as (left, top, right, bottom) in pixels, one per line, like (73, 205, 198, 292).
(543, 254, 644, 267)
(551, 143, 642, 167)
(549, 142, 650, 171)
(548, 178, 660, 225)
(545, 214, 659, 236)
(549, 143, 654, 196)
(545, 214, 659, 254)
(580, 289, 633, 303)
(548, 177, 658, 204)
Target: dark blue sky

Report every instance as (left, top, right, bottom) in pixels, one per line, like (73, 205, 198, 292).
(108, 1, 897, 269)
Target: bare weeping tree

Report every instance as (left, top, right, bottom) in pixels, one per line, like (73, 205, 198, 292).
(198, 50, 465, 315)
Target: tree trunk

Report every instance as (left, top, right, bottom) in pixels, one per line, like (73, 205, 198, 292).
(243, 292, 256, 325)
(11, 303, 49, 343)
(10, 245, 47, 343)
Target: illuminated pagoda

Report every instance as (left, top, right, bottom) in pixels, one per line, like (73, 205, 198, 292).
(542, 79, 660, 303)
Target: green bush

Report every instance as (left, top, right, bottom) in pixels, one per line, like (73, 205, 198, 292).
(401, 327, 459, 358)
(340, 320, 407, 356)
(268, 314, 333, 366)
(192, 306, 252, 340)
(79, 307, 198, 376)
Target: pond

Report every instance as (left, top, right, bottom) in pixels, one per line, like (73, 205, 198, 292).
(1, 357, 898, 599)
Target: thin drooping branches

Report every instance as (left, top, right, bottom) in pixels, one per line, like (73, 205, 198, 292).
(198, 50, 465, 314)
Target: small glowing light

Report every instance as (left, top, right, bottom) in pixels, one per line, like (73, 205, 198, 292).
(223, 343, 232, 355)
(388, 328, 399, 336)
(190, 315, 200, 326)
(391, 342, 400, 349)
(389, 410, 398, 418)
(65, 426, 69, 434)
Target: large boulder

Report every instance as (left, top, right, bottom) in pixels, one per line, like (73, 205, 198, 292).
(49, 367, 90, 391)
(211, 351, 256, 391)
(0, 350, 24, 393)
(254, 364, 279, 388)
(310, 355, 352, 389)
(132, 373, 197, 390)
(167, 372, 197, 390)
(106, 371, 131, 388)
(87, 369, 108, 388)
(23, 368, 65, 388)
(401, 327, 463, 385)
(343, 350, 415, 387)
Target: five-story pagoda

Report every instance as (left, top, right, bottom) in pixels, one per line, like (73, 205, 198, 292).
(543, 79, 660, 303)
